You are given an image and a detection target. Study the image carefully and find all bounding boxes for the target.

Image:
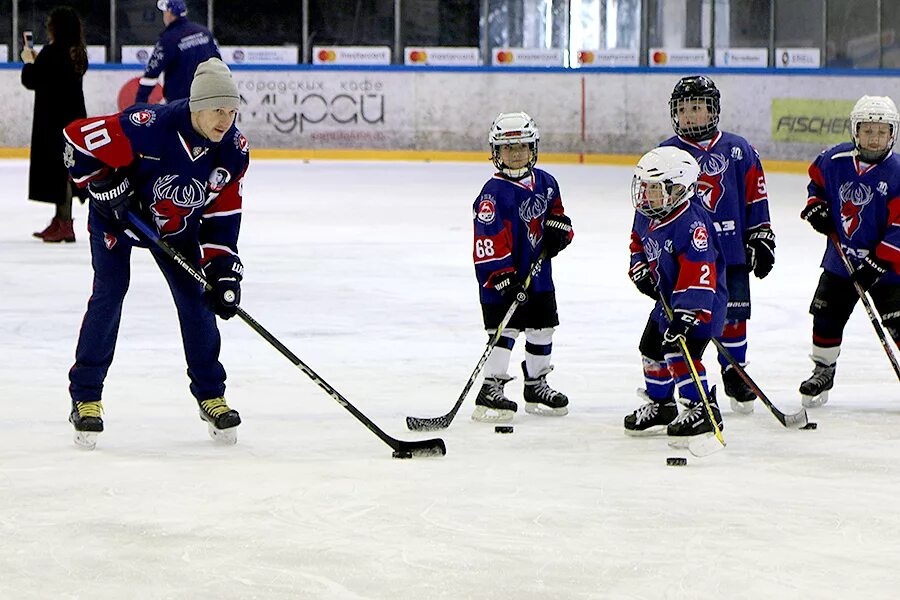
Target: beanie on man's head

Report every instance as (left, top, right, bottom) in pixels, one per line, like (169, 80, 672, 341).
(189, 58, 240, 112)
(157, 0, 187, 16)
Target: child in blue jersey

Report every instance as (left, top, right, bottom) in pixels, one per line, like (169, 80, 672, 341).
(63, 58, 248, 449)
(624, 147, 728, 439)
(799, 95, 900, 407)
(471, 112, 574, 423)
(660, 76, 776, 415)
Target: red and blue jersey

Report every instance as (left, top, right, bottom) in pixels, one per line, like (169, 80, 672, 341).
(630, 199, 728, 337)
(63, 98, 249, 265)
(661, 131, 772, 267)
(806, 142, 900, 283)
(473, 168, 573, 304)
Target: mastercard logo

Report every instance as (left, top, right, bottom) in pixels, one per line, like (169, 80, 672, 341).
(578, 50, 594, 64)
(495, 50, 514, 64)
(408, 50, 427, 63)
(317, 49, 337, 62)
(652, 51, 667, 64)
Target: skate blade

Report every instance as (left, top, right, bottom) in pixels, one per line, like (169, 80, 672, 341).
(524, 403, 568, 417)
(801, 391, 829, 408)
(668, 432, 725, 457)
(729, 397, 755, 415)
(624, 425, 669, 437)
(73, 430, 98, 450)
(471, 406, 515, 423)
(207, 423, 238, 445)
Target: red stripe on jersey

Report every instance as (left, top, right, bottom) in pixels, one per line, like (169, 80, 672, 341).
(205, 168, 246, 216)
(808, 162, 825, 189)
(629, 231, 644, 254)
(64, 115, 134, 169)
(744, 164, 768, 205)
(474, 224, 512, 265)
(674, 255, 716, 294)
(875, 240, 900, 273)
(887, 195, 900, 228)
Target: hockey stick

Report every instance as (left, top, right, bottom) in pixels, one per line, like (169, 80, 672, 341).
(658, 295, 726, 457)
(406, 251, 547, 431)
(711, 339, 809, 428)
(126, 213, 446, 458)
(828, 232, 900, 382)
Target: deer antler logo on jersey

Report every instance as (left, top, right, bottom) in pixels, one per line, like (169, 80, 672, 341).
(150, 175, 207, 236)
(838, 182, 873, 239)
(695, 153, 729, 213)
(519, 192, 551, 248)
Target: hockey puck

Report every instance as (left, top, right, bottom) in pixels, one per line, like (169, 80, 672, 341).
(392, 450, 413, 459)
(800, 422, 818, 430)
(666, 457, 688, 466)
(494, 425, 514, 434)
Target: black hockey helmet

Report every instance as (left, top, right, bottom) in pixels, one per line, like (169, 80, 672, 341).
(669, 76, 721, 141)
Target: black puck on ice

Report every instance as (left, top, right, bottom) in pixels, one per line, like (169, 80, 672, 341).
(495, 425, 514, 434)
(666, 457, 688, 466)
(392, 450, 413, 459)
(800, 422, 818, 430)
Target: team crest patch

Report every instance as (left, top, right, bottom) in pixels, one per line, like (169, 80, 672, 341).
(63, 143, 75, 168)
(838, 181, 874, 238)
(234, 132, 249, 154)
(129, 110, 156, 127)
(208, 167, 232, 192)
(104, 232, 117, 250)
(690, 221, 709, 252)
(476, 197, 496, 224)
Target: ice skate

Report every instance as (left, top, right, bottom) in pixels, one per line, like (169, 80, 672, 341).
(667, 386, 723, 448)
(722, 366, 756, 414)
(198, 397, 241, 445)
(624, 389, 677, 436)
(800, 361, 836, 408)
(522, 361, 569, 416)
(69, 400, 103, 450)
(471, 376, 517, 423)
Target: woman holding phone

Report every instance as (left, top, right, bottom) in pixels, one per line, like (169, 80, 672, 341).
(21, 6, 88, 243)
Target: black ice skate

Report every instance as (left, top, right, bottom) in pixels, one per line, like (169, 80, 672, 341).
(471, 375, 517, 423)
(722, 366, 756, 414)
(799, 361, 836, 408)
(198, 397, 241, 445)
(521, 361, 569, 416)
(624, 389, 678, 436)
(666, 386, 723, 445)
(69, 400, 104, 450)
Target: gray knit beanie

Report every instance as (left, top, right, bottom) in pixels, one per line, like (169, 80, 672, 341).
(189, 58, 240, 112)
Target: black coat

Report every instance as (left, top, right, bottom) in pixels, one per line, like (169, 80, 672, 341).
(21, 43, 87, 204)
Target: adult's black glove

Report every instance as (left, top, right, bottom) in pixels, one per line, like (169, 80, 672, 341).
(203, 255, 243, 319)
(88, 170, 134, 221)
(488, 270, 528, 304)
(800, 200, 834, 235)
(543, 213, 573, 259)
(746, 228, 776, 279)
(852, 255, 889, 291)
(629, 261, 657, 299)
(663, 310, 700, 345)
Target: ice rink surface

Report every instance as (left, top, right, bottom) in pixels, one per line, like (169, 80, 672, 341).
(1, 159, 898, 599)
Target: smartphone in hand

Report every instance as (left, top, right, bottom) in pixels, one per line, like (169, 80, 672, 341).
(23, 31, 34, 49)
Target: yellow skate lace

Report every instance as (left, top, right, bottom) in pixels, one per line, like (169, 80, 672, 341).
(200, 397, 232, 417)
(77, 401, 103, 418)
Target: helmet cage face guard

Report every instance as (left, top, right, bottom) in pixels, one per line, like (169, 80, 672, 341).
(489, 112, 540, 178)
(670, 95, 720, 141)
(491, 140, 539, 179)
(850, 96, 900, 163)
(631, 177, 692, 219)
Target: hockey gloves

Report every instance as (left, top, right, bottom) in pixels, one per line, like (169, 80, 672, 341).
(746, 228, 776, 279)
(629, 261, 658, 299)
(663, 310, 700, 345)
(543, 214, 573, 258)
(852, 255, 889, 291)
(203, 255, 243, 320)
(87, 169, 134, 221)
(801, 200, 834, 235)
(488, 270, 528, 304)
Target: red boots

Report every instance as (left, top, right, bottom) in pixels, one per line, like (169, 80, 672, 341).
(33, 218, 76, 243)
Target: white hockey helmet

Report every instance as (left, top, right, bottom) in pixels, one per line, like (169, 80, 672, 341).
(850, 95, 899, 162)
(489, 112, 540, 178)
(631, 147, 701, 219)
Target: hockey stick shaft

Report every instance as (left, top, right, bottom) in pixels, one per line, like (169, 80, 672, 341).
(126, 213, 445, 457)
(406, 251, 547, 431)
(711, 339, 808, 428)
(828, 233, 900, 382)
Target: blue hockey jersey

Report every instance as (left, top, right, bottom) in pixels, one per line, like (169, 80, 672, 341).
(473, 169, 573, 304)
(661, 132, 772, 267)
(806, 142, 900, 283)
(630, 199, 728, 337)
(137, 16, 220, 104)
(63, 99, 249, 265)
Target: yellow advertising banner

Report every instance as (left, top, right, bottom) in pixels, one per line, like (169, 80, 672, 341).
(771, 98, 856, 144)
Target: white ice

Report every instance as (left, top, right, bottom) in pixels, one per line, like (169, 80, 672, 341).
(1, 159, 898, 599)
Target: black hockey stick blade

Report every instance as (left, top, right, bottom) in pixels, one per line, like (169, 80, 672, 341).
(406, 413, 456, 432)
(393, 437, 447, 457)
